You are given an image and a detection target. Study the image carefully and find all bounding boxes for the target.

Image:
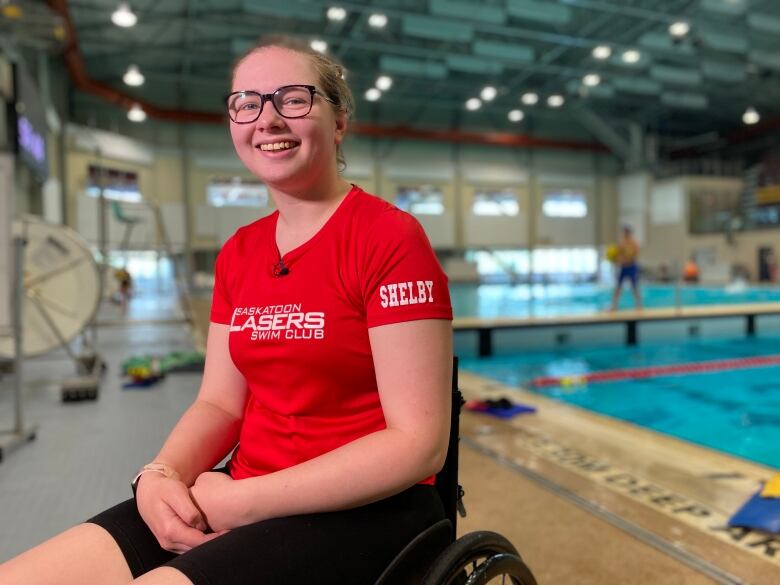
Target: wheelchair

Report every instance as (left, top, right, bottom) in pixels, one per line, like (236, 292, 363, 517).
(374, 357, 538, 585)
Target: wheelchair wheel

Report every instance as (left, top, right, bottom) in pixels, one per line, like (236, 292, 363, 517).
(423, 531, 537, 585)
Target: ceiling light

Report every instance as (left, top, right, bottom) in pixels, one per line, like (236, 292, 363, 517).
(465, 98, 482, 111)
(508, 109, 524, 122)
(123, 64, 145, 87)
(111, 2, 137, 28)
(480, 86, 497, 101)
(583, 73, 601, 87)
(521, 92, 538, 105)
(368, 13, 387, 28)
(547, 94, 565, 107)
(127, 104, 146, 122)
(327, 6, 347, 21)
(310, 39, 328, 53)
(742, 107, 759, 125)
(592, 45, 611, 60)
(365, 88, 381, 101)
(622, 49, 641, 64)
(375, 75, 393, 91)
(669, 21, 690, 38)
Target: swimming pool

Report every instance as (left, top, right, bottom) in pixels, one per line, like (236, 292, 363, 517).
(450, 282, 780, 318)
(461, 335, 780, 468)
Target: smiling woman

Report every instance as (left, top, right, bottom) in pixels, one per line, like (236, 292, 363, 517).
(226, 41, 352, 200)
(0, 35, 454, 585)
(230, 36, 355, 176)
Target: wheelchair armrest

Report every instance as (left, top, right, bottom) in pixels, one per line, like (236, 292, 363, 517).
(373, 519, 453, 585)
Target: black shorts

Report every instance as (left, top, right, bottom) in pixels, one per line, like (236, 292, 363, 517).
(87, 484, 445, 585)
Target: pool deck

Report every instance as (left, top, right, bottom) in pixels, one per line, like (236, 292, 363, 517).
(454, 302, 780, 355)
(459, 369, 780, 584)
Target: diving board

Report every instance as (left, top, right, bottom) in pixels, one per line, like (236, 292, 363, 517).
(453, 302, 780, 356)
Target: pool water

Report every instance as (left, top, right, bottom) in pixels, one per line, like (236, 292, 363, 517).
(450, 283, 780, 318)
(461, 335, 780, 468)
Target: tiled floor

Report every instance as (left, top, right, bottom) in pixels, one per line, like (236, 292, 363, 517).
(0, 292, 195, 561)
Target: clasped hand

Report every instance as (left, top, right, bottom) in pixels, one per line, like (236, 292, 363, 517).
(136, 471, 241, 554)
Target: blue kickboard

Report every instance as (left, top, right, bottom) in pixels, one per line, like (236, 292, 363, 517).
(483, 404, 537, 419)
(728, 489, 780, 534)
(122, 377, 164, 389)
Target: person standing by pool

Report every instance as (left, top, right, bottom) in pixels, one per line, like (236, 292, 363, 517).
(609, 225, 642, 311)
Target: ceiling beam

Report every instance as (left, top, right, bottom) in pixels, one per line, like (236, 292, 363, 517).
(559, 0, 693, 22)
(569, 104, 631, 162)
(348, 123, 610, 153)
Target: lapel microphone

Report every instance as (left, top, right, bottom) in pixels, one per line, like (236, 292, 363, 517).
(273, 259, 290, 277)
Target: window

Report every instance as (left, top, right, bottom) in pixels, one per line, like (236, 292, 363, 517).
(107, 250, 175, 294)
(466, 249, 530, 277)
(688, 188, 740, 234)
(395, 184, 444, 215)
(542, 190, 587, 218)
(472, 188, 520, 216)
(465, 247, 598, 282)
(207, 177, 269, 207)
(86, 165, 142, 202)
(531, 248, 597, 276)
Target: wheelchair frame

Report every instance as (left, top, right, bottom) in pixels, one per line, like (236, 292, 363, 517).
(374, 357, 538, 585)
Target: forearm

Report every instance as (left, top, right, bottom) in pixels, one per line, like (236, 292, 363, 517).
(234, 425, 447, 524)
(154, 399, 242, 485)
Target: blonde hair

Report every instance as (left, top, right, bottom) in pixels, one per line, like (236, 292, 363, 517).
(232, 35, 355, 172)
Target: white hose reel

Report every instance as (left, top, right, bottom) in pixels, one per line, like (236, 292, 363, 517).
(0, 215, 101, 360)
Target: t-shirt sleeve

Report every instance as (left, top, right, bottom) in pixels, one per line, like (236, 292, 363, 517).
(209, 236, 236, 325)
(363, 209, 452, 328)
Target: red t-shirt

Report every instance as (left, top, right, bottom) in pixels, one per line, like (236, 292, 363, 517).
(210, 185, 453, 482)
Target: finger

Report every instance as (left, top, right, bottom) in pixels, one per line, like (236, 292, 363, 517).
(167, 530, 221, 553)
(186, 491, 212, 532)
(167, 518, 216, 550)
(167, 489, 208, 531)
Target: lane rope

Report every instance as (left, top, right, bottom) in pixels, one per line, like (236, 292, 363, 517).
(532, 354, 780, 387)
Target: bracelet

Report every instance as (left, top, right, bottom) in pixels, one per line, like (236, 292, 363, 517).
(130, 462, 181, 496)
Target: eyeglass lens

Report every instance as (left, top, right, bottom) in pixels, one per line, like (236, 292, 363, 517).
(229, 86, 313, 122)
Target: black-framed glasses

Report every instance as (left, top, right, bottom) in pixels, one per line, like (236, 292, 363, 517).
(226, 84, 337, 124)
